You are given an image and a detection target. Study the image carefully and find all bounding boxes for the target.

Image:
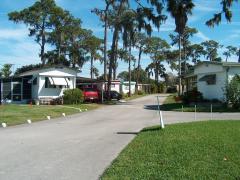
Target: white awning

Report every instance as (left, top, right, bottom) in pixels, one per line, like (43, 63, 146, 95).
(49, 77, 68, 86)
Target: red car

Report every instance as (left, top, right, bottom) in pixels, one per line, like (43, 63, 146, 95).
(82, 88, 99, 102)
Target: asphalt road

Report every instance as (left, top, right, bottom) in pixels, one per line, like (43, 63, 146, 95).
(0, 94, 165, 180)
(0, 94, 240, 180)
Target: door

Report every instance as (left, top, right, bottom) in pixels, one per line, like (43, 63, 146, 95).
(12, 82, 22, 101)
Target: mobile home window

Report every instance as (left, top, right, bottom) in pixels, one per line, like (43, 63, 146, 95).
(45, 77, 56, 88)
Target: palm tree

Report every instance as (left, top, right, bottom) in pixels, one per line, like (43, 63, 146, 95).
(167, 0, 195, 95)
(106, 0, 166, 100)
(121, 10, 137, 97)
(134, 32, 148, 93)
(92, 0, 115, 81)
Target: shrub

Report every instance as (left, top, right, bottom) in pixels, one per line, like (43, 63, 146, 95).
(150, 83, 158, 93)
(51, 97, 63, 105)
(182, 88, 203, 104)
(166, 86, 177, 93)
(137, 90, 145, 95)
(225, 75, 240, 109)
(158, 83, 166, 93)
(63, 88, 83, 104)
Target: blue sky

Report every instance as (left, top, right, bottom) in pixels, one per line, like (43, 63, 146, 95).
(0, 0, 240, 77)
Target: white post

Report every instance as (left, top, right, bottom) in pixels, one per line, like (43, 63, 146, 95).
(101, 82, 104, 103)
(62, 113, 66, 117)
(27, 119, 32, 124)
(160, 111, 165, 129)
(182, 105, 184, 112)
(157, 96, 165, 129)
(194, 105, 197, 121)
(47, 116, 51, 120)
(2, 123, 7, 128)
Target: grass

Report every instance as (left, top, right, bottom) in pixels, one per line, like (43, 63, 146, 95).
(124, 93, 148, 101)
(0, 103, 100, 126)
(161, 94, 240, 112)
(102, 121, 240, 179)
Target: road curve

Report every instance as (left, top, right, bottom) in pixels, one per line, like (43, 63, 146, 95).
(0, 94, 240, 180)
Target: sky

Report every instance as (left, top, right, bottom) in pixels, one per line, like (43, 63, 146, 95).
(0, 0, 240, 77)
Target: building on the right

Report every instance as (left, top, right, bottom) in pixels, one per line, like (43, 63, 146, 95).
(185, 61, 240, 101)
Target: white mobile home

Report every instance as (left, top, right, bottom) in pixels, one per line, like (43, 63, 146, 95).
(121, 81, 136, 94)
(19, 66, 78, 102)
(185, 61, 240, 101)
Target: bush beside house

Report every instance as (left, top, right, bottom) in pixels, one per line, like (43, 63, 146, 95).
(63, 88, 84, 104)
(182, 88, 203, 104)
(225, 75, 240, 109)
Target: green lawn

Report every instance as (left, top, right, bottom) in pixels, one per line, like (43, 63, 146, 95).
(0, 104, 100, 126)
(124, 94, 147, 101)
(161, 95, 239, 112)
(102, 121, 240, 179)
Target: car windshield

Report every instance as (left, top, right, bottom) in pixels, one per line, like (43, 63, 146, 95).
(84, 88, 96, 92)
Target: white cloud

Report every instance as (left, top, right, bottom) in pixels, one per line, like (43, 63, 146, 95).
(0, 27, 42, 67)
(154, 18, 175, 32)
(195, 31, 209, 41)
(194, 1, 218, 12)
(0, 28, 28, 40)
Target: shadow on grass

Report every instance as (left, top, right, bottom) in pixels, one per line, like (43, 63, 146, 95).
(117, 132, 139, 135)
(117, 126, 162, 135)
(117, 127, 162, 135)
(141, 126, 161, 132)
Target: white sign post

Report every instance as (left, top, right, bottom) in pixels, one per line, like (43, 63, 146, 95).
(157, 96, 165, 129)
(2, 123, 7, 128)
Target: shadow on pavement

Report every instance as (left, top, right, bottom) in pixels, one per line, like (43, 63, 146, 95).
(144, 105, 159, 111)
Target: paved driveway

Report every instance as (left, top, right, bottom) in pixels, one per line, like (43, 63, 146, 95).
(0, 94, 165, 180)
(0, 94, 240, 180)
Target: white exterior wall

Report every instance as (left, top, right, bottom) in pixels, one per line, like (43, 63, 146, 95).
(121, 82, 136, 94)
(32, 79, 39, 99)
(28, 68, 77, 99)
(101, 82, 121, 93)
(37, 76, 75, 99)
(110, 83, 120, 92)
(197, 71, 226, 101)
(194, 63, 228, 101)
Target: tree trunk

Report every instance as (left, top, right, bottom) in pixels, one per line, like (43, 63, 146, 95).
(107, 0, 124, 100)
(129, 44, 132, 97)
(41, 19, 46, 65)
(113, 37, 119, 80)
(183, 43, 187, 94)
(135, 47, 142, 94)
(107, 28, 119, 100)
(155, 62, 160, 93)
(90, 55, 93, 79)
(103, 7, 108, 82)
(178, 36, 182, 96)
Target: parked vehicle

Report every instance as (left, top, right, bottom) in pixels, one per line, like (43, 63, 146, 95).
(82, 88, 99, 102)
(104, 91, 122, 100)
